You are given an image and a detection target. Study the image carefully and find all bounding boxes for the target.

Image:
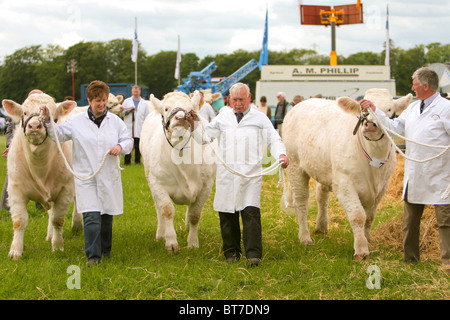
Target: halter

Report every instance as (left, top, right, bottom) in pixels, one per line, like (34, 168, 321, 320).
(22, 110, 48, 145)
(161, 107, 191, 151)
(352, 110, 385, 142)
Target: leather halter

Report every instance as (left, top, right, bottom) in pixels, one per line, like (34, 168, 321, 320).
(161, 108, 191, 150)
(22, 111, 48, 145)
(353, 111, 385, 142)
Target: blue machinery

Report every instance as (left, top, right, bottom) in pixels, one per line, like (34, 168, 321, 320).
(176, 59, 259, 110)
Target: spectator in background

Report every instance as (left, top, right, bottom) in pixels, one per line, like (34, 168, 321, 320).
(274, 92, 288, 136)
(198, 91, 216, 122)
(287, 95, 303, 113)
(122, 85, 149, 165)
(257, 96, 271, 119)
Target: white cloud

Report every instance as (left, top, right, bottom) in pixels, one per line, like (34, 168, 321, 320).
(0, 0, 448, 61)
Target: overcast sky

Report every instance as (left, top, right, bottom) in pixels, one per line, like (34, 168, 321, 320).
(0, 0, 448, 63)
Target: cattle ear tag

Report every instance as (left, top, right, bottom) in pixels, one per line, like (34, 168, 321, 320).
(369, 157, 385, 168)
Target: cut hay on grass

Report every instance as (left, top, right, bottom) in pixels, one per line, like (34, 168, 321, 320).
(372, 154, 441, 261)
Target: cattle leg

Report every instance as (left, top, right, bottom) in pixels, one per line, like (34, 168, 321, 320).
(47, 207, 65, 252)
(71, 198, 83, 232)
(185, 206, 200, 249)
(315, 183, 331, 235)
(334, 185, 369, 260)
(8, 201, 29, 260)
(158, 202, 179, 253)
(288, 167, 313, 245)
(364, 207, 377, 243)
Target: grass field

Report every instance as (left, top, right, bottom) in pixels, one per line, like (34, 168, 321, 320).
(0, 134, 448, 301)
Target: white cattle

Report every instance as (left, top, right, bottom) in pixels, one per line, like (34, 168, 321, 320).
(283, 89, 412, 259)
(2, 93, 77, 260)
(140, 91, 216, 252)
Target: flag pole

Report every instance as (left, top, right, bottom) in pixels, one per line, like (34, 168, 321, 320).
(177, 35, 181, 86)
(134, 17, 138, 85)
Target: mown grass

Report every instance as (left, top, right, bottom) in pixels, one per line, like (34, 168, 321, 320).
(0, 135, 448, 300)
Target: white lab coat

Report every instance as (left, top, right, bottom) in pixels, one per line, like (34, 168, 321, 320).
(192, 106, 286, 213)
(48, 111, 133, 215)
(374, 93, 450, 204)
(198, 102, 216, 122)
(122, 97, 149, 138)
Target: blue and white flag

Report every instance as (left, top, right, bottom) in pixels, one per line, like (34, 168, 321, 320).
(258, 7, 268, 71)
(131, 17, 138, 63)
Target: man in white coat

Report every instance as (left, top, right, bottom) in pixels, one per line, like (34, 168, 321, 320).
(123, 85, 149, 164)
(41, 80, 133, 265)
(188, 83, 289, 266)
(361, 67, 450, 268)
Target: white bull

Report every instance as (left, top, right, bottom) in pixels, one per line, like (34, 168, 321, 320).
(2, 93, 77, 260)
(140, 91, 216, 252)
(283, 89, 412, 259)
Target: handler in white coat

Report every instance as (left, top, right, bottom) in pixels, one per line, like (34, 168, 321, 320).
(42, 80, 133, 265)
(122, 85, 149, 164)
(361, 67, 450, 268)
(189, 83, 289, 266)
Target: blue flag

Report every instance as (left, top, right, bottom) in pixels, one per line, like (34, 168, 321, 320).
(258, 8, 268, 70)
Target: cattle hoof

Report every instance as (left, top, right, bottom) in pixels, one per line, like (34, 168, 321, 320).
(314, 229, 328, 235)
(8, 251, 22, 261)
(353, 254, 370, 261)
(299, 236, 313, 245)
(166, 245, 180, 254)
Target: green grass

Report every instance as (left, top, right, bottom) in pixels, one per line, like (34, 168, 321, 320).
(0, 134, 448, 300)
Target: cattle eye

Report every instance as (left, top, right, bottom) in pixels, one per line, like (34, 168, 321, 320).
(165, 108, 169, 112)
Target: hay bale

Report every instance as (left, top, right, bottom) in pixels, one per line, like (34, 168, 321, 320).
(372, 154, 441, 261)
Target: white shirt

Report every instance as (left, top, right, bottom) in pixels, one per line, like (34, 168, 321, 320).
(192, 106, 286, 213)
(48, 111, 133, 215)
(122, 97, 150, 138)
(198, 102, 216, 122)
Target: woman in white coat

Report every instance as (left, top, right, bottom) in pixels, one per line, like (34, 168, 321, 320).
(189, 83, 289, 266)
(361, 67, 450, 268)
(42, 81, 133, 265)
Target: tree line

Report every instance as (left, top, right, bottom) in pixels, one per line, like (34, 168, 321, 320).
(0, 39, 448, 103)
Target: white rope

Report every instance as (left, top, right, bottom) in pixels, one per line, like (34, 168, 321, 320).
(42, 106, 123, 181)
(367, 108, 450, 199)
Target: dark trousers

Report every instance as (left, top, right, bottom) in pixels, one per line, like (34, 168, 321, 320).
(219, 206, 262, 260)
(124, 137, 141, 164)
(403, 189, 450, 265)
(82, 212, 113, 262)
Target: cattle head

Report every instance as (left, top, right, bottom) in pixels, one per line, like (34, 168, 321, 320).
(152, 91, 201, 133)
(3, 93, 76, 145)
(337, 89, 412, 141)
(107, 93, 125, 118)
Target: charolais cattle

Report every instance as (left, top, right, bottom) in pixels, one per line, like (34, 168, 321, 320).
(2, 93, 78, 260)
(283, 88, 412, 260)
(140, 91, 216, 252)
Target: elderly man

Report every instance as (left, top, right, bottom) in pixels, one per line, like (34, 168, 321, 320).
(123, 85, 149, 165)
(188, 83, 289, 266)
(361, 67, 450, 269)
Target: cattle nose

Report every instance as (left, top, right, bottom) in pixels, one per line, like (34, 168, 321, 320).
(174, 110, 186, 120)
(28, 121, 42, 131)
